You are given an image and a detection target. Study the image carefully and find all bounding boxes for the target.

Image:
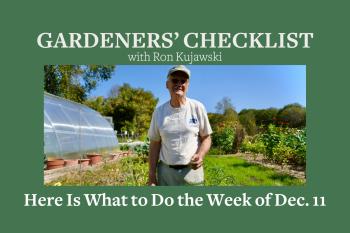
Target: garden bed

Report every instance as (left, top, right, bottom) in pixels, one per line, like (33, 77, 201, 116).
(44, 152, 132, 184)
(235, 153, 306, 181)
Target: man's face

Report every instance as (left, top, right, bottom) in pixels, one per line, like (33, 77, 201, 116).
(166, 71, 189, 98)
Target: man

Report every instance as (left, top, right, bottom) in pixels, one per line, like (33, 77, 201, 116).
(148, 65, 212, 186)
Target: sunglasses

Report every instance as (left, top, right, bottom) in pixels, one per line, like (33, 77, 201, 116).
(170, 78, 187, 85)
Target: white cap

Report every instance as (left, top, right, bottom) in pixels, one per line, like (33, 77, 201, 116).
(167, 65, 191, 79)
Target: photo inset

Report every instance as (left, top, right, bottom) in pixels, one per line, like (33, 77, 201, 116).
(44, 65, 306, 186)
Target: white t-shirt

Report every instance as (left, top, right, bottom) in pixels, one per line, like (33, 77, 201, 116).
(148, 98, 213, 165)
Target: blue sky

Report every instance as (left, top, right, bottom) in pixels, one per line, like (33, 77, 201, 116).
(89, 65, 306, 113)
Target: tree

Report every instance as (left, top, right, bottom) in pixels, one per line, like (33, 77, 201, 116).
(210, 98, 239, 129)
(44, 65, 116, 103)
(84, 96, 106, 114)
(213, 97, 239, 128)
(215, 97, 235, 114)
(239, 111, 257, 135)
(255, 108, 278, 126)
(208, 113, 224, 130)
(104, 83, 158, 136)
(232, 124, 244, 153)
(276, 103, 306, 128)
(239, 108, 278, 129)
(108, 84, 120, 98)
(210, 98, 242, 154)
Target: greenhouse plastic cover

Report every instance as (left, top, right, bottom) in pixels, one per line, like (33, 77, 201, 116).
(44, 93, 118, 159)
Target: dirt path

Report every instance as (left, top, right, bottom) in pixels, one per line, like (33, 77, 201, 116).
(233, 153, 306, 181)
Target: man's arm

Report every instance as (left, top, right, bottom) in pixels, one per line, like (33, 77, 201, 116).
(148, 140, 161, 185)
(191, 135, 212, 170)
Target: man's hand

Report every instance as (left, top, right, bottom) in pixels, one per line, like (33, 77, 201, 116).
(190, 135, 211, 170)
(190, 153, 204, 170)
(148, 173, 157, 186)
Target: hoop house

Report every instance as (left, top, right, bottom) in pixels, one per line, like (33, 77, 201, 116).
(44, 93, 118, 159)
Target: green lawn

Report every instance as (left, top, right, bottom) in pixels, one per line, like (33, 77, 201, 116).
(204, 155, 304, 186)
(47, 155, 304, 186)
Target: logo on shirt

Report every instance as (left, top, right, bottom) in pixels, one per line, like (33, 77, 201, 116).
(189, 116, 198, 124)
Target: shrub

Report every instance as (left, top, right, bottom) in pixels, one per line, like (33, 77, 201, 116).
(119, 156, 148, 185)
(119, 144, 130, 151)
(261, 124, 281, 159)
(284, 128, 306, 166)
(245, 124, 306, 167)
(212, 127, 235, 154)
(240, 138, 266, 154)
(134, 141, 150, 157)
(272, 142, 295, 165)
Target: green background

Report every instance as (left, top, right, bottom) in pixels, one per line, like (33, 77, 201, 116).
(1, 0, 349, 232)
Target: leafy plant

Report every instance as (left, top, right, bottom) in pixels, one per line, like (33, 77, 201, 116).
(134, 141, 150, 157)
(212, 127, 235, 154)
(119, 144, 130, 151)
(242, 124, 306, 167)
(119, 156, 148, 186)
(205, 166, 236, 185)
(241, 138, 266, 155)
(261, 124, 281, 158)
